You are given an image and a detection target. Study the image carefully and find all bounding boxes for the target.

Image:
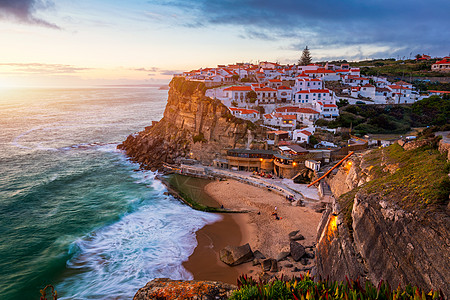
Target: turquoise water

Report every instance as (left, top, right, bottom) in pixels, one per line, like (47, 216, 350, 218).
(0, 88, 221, 299)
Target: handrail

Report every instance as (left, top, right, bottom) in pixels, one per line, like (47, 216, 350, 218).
(307, 151, 354, 187)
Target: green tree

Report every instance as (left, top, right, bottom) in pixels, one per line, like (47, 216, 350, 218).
(337, 99, 349, 108)
(231, 100, 238, 107)
(298, 46, 312, 65)
(246, 90, 257, 103)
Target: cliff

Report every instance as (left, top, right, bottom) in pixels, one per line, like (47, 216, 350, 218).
(118, 77, 264, 170)
(315, 141, 450, 296)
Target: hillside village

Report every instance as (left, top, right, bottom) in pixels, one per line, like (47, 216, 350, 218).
(176, 59, 449, 141)
(169, 57, 449, 178)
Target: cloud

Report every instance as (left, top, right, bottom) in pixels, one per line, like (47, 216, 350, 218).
(0, 0, 60, 29)
(151, 0, 450, 58)
(131, 67, 183, 76)
(159, 69, 184, 76)
(133, 67, 160, 72)
(0, 63, 90, 74)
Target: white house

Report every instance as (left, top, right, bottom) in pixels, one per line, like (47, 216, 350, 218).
(316, 102, 339, 118)
(293, 129, 313, 143)
(277, 86, 293, 103)
(229, 107, 260, 122)
(431, 59, 450, 72)
(342, 75, 370, 86)
(360, 84, 376, 99)
(255, 87, 277, 104)
(305, 159, 321, 171)
(223, 86, 253, 105)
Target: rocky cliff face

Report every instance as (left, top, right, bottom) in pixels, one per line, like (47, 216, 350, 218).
(133, 278, 236, 300)
(118, 77, 264, 170)
(316, 144, 450, 296)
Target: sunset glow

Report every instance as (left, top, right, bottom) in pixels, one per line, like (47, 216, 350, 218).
(1, 0, 449, 87)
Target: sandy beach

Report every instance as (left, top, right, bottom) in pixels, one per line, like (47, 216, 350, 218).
(184, 178, 323, 283)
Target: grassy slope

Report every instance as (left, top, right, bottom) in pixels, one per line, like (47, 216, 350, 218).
(337, 142, 450, 231)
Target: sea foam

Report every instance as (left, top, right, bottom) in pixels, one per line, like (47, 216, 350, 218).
(57, 173, 222, 299)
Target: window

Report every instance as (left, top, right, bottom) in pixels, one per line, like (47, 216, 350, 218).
(306, 95, 309, 99)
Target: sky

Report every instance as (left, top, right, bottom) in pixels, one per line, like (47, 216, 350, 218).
(0, 0, 449, 87)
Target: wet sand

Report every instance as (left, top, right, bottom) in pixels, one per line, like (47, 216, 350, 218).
(184, 178, 323, 282)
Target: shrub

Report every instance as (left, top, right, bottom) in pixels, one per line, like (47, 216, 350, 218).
(229, 274, 444, 300)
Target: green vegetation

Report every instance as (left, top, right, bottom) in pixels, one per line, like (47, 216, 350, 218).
(172, 76, 206, 96)
(193, 132, 206, 143)
(323, 96, 450, 135)
(246, 90, 258, 103)
(338, 141, 450, 229)
(412, 81, 450, 93)
(365, 142, 450, 210)
(350, 58, 447, 78)
(165, 175, 229, 213)
(299, 46, 312, 65)
(229, 274, 444, 300)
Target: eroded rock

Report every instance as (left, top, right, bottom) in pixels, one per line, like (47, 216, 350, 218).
(133, 278, 237, 300)
(219, 243, 254, 266)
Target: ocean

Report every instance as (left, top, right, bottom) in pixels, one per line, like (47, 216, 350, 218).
(0, 87, 221, 299)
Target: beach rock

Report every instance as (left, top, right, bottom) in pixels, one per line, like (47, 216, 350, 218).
(289, 231, 305, 241)
(270, 260, 279, 272)
(133, 278, 237, 300)
(253, 250, 266, 260)
(290, 241, 306, 262)
(301, 258, 308, 265)
(262, 259, 274, 271)
(284, 263, 294, 268)
(276, 251, 290, 261)
(219, 243, 254, 266)
(252, 258, 261, 266)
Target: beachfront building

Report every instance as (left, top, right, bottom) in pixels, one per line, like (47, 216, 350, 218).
(226, 149, 275, 172)
(274, 145, 309, 178)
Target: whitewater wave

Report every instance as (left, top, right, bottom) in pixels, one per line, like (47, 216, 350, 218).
(57, 193, 221, 299)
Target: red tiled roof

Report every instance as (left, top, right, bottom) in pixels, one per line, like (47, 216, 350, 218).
(434, 59, 450, 64)
(223, 86, 253, 91)
(269, 79, 282, 82)
(362, 84, 375, 88)
(429, 90, 450, 94)
(255, 87, 277, 91)
(388, 85, 411, 90)
(277, 86, 291, 90)
(300, 130, 312, 136)
(298, 108, 319, 114)
(275, 106, 300, 113)
(324, 104, 337, 107)
(282, 115, 297, 120)
(229, 107, 259, 114)
(309, 89, 330, 93)
(264, 114, 274, 119)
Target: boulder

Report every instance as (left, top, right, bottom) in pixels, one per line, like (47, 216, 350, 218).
(270, 260, 279, 272)
(301, 258, 308, 265)
(262, 259, 273, 271)
(290, 241, 306, 262)
(276, 251, 290, 261)
(288, 230, 305, 241)
(253, 250, 266, 260)
(284, 263, 294, 268)
(219, 243, 254, 266)
(133, 278, 237, 300)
